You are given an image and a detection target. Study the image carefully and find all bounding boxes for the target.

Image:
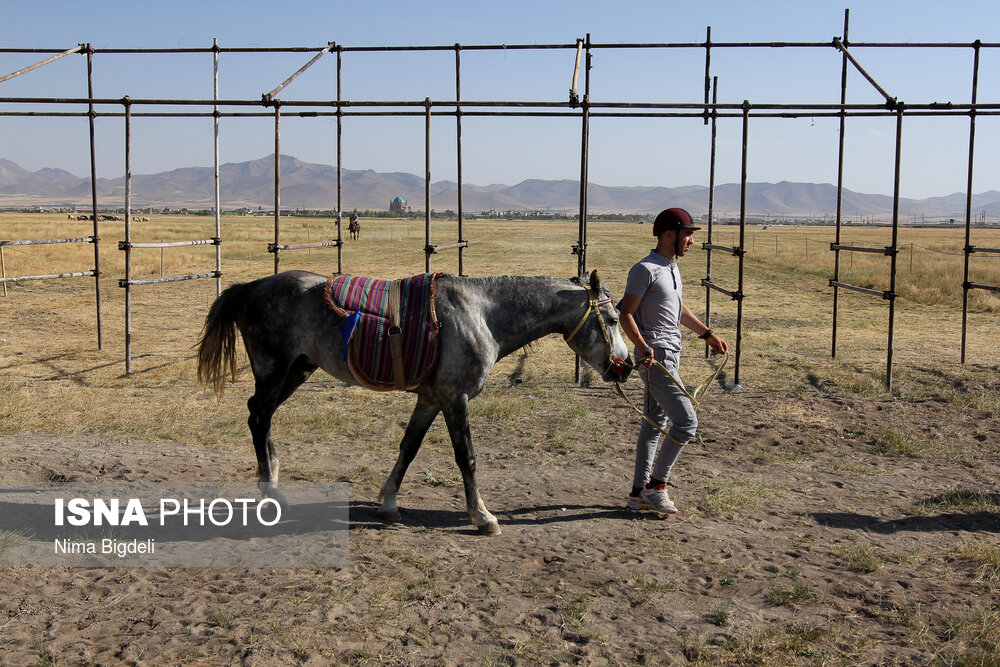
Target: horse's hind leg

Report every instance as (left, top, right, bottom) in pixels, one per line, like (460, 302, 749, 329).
(442, 396, 500, 536)
(378, 395, 440, 522)
(248, 355, 316, 503)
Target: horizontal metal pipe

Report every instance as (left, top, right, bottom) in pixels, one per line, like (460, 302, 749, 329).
(830, 243, 894, 254)
(0, 270, 95, 283)
(967, 281, 1000, 292)
(118, 271, 220, 287)
(6, 108, 1000, 121)
(267, 240, 340, 251)
(4, 40, 997, 57)
(120, 238, 219, 249)
(968, 245, 1000, 254)
(5, 95, 999, 113)
(702, 242, 743, 256)
(0, 236, 95, 246)
(428, 241, 470, 253)
(700, 278, 741, 299)
(828, 280, 893, 299)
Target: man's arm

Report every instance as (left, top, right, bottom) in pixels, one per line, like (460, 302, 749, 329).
(618, 292, 654, 367)
(680, 302, 729, 355)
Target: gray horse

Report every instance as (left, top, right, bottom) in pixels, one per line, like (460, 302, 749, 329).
(197, 269, 631, 535)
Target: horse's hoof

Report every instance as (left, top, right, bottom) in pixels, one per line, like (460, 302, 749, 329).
(377, 508, 402, 523)
(477, 521, 502, 536)
(262, 488, 290, 513)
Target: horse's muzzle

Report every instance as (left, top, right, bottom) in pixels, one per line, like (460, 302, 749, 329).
(606, 357, 633, 382)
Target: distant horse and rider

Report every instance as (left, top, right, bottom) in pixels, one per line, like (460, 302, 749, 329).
(348, 210, 360, 240)
(197, 269, 631, 535)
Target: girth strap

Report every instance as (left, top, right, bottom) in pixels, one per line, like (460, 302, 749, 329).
(387, 279, 406, 390)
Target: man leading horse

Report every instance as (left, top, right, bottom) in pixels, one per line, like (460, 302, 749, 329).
(619, 207, 728, 514)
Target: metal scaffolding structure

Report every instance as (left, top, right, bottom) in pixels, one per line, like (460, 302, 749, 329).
(2, 9, 998, 383)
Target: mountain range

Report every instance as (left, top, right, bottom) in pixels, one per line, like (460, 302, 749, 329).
(2, 155, 999, 220)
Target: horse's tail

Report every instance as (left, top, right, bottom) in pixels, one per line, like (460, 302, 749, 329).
(197, 282, 248, 397)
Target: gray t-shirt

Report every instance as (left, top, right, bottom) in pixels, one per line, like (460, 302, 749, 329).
(625, 250, 683, 352)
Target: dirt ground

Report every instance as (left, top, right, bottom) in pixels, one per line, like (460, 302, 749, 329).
(1, 368, 998, 666)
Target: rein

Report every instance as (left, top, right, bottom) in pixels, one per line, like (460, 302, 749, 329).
(613, 352, 728, 447)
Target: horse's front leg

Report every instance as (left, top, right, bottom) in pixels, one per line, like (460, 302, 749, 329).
(442, 395, 500, 536)
(378, 395, 440, 522)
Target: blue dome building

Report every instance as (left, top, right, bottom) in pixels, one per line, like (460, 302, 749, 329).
(389, 196, 410, 214)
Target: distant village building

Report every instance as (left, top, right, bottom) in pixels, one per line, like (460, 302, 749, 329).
(389, 196, 410, 214)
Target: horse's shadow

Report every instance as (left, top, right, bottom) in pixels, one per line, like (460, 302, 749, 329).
(349, 501, 651, 534)
(812, 510, 1000, 534)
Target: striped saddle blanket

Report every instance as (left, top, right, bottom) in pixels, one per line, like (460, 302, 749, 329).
(324, 273, 439, 391)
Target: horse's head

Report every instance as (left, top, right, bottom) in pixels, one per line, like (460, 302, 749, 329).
(565, 270, 633, 383)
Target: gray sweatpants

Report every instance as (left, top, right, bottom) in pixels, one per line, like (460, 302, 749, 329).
(632, 347, 698, 489)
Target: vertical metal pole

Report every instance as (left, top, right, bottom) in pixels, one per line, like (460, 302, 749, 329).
(424, 98, 432, 273)
(1, 247, 6, 297)
(886, 107, 903, 391)
(123, 98, 133, 375)
(336, 46, 344, 274)
(273, 104, 281, 275)
(832, 9, 849, 359)
(703, 26, 712, 126)
(704, 76, 718, 358)
(574, 35, 592, 384)
(576, 34, 592, 279)
(734, 101, 750, 387)
(455, 44, 466, 276)
(961, 41, 980, 364)
(213, 38, 222, 295)
(86, 45, 103, 349)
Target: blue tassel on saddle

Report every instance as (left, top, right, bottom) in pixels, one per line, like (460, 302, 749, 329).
(338, 311, 361, 361)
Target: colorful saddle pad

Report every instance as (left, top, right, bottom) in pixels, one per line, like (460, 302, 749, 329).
(324, 273, 439, 391)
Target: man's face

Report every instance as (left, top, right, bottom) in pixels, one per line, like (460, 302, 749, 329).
(674, 229, 696, 256)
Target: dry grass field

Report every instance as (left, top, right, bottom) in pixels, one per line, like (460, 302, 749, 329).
(1, 212, 999, 665)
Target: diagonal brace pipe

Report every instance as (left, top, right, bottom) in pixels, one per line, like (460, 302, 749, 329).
(832, 37, 897, 107)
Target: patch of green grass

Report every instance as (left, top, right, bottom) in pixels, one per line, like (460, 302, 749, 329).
(629, 571, 678, 593)
(560, 593, 588, 632)
(0, 529, 28, 557)
(820, 449, 892, 476)
(870, 426, 940, 458)
(702, 479, 784, 516)
(751, 448, 805, 465)
(944, 387, 1000, 418)
(919, 487, 1000, 513)
(837, 543, 883, 573)
(846, 374, 886, 398)
(707, 622, 831, 664)
(766, 580, 815, 606)
(419, 469, 461, 488)
(207, 607, 236, 630)
(709, 601, 730, 626)
(935, 605, 1000, 666)
(950, 538, 1000, 579)
(765, 569, 816, 606)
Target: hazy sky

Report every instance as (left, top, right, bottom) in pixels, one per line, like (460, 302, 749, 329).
(2, 0, 998, 199)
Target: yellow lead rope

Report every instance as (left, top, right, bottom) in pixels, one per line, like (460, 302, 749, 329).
(614, 352, 728, 447)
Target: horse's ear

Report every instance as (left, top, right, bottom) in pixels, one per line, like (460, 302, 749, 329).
(589, 269, 600, 291)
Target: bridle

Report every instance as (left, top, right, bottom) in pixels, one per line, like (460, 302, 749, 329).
(564, 286, 629, 377)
